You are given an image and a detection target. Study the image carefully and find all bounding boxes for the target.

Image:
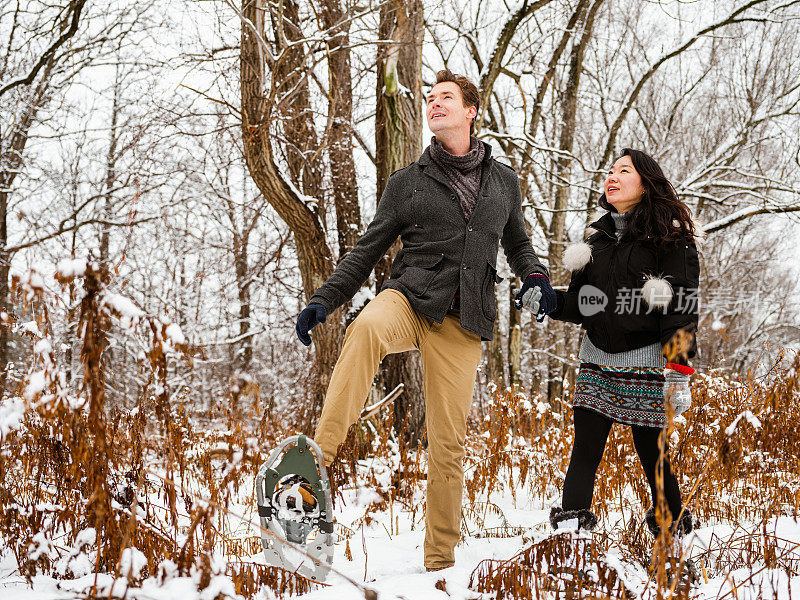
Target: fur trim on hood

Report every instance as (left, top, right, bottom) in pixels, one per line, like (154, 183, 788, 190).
(563, 242, 592, 271)
(692, 216, 706, 249)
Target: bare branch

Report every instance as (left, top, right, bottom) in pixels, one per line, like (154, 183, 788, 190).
(476, 0, 555, 131)
(7, 213, 163, 253)
(0, 0, 88, 97)
(595, 0, 772, 178)
(702, 205, 800, 233)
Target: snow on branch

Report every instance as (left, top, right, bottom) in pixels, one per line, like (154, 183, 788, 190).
(702, 205, 800, 233)
(725, 410, 762, 436)
(598, 0, 774, 172)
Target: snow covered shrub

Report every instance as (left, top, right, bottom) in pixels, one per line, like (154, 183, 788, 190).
(0, 262, 319, 598)
(465, 351, 800, 599)
(471, 532, 634, 599)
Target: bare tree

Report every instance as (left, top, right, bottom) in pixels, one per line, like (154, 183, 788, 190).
(374, 0, 427, 444)
(0, 1, 150, 392)
(237, 0, 373, 423)
(320, 0, 362, 258)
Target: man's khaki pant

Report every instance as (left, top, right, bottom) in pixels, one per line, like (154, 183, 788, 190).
(314, 289, 482, 569)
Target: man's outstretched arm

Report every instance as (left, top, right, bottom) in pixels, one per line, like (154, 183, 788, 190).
(308, 176, 404, 314)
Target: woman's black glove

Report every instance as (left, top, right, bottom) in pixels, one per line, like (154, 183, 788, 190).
(296, 303, 327, 346)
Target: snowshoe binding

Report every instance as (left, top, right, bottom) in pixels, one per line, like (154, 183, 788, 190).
(542, 509, 635, 599)
(255, 435, 334, 582)
(645, 508, 699, 592)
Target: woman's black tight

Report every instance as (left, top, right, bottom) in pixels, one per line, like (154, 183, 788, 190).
(562, 408, 683, 517)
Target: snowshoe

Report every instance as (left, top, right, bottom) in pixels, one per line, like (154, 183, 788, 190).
(645, 507, 699, 591)
(255, 435, 334, 582)
(648, 541, 699, 593)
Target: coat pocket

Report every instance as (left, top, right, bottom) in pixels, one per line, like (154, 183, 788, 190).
(482, 258, 503, 320)
(398, 251, 444, 297)
(624, 243, 659, 287)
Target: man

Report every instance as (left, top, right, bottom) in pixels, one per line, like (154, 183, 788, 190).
(295, 69, 556, 570)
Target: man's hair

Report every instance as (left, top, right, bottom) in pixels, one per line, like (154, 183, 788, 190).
(434, 69, 480, 134)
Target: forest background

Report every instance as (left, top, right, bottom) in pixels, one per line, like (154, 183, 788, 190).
(2, 0, 799, 431)
(1, 1, 800, 597)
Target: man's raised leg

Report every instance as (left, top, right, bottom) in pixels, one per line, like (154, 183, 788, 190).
(314, 289, 430, 465)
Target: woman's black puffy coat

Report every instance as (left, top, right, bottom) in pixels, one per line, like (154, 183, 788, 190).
(550, 212, 700, 359)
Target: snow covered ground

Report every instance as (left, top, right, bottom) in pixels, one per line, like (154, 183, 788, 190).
(293, 472, 800, 600)
(3, 358, 798, 599)
(3, 454, 798, 600)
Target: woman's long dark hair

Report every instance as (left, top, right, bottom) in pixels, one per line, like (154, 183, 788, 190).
(599, 148, 697, 245)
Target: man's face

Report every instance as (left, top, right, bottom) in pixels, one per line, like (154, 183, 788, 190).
(426, 82, 476, 136)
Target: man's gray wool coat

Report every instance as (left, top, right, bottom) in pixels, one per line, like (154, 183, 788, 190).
(309, 142, 548, 341)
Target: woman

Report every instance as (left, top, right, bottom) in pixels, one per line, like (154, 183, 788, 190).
(545, 148, 700, 538)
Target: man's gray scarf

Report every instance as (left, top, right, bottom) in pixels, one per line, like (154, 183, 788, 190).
(429, 135, 485, 221)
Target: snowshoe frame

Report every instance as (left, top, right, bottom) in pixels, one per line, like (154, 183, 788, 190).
(255, 435, 334, 582)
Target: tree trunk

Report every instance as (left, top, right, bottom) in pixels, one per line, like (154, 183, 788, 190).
(545, 0, 603, 402)
(240, 0, 342, 426)
(233, 231, 252, 371)
(486, 308, 506, 392)
(507, 280, 522, 387)
(99, 66, 120, 406)
(374, 0, 426, 446)
(319, 0, 361, 259)
(0, 191, 8, 395)
(528, 317, 544, 398)
(99, 66, 120, 263)
(270, 0, 324, 203)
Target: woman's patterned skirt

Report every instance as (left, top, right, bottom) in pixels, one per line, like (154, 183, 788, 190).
(572, 362, 666, 428)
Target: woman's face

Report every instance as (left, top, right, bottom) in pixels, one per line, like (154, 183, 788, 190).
(605, 155, 645, 213)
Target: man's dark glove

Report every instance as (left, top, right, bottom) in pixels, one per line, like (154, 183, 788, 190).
(515, 274, 557, 322)
(296, 303, 327, 346)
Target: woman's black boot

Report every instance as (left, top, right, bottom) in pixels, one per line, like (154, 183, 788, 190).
(644, 506, 693, 537)
(549, 506, 599, 531)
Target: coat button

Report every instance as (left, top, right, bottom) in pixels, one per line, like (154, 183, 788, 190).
(468, 226, 473, 231)
(462, 264, 468, 270)
(450, 194, 456, 200)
